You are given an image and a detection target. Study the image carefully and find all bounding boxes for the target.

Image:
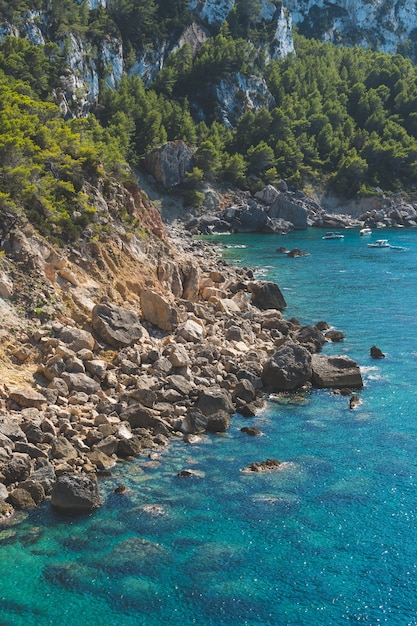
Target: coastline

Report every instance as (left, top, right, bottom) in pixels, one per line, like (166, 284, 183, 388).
(0, 219, 363, 519)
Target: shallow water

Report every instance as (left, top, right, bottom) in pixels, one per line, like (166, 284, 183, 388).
(2, 228, 417, 626)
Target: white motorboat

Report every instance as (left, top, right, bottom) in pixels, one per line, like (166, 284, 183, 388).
(360, 227, 372, 236)
(322, 231, 344, 240)
(368, 239, 390, 248)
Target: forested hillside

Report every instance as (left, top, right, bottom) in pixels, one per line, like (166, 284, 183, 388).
(2, 0, 417, 245)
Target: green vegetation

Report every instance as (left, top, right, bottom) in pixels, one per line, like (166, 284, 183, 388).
(2, 1, 417, 245)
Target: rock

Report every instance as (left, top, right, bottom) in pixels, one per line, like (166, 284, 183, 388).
(58, 326, 95, 352)
(311, 355, 363, 389)
(163, 344, 190, 367)
(85, 359, 108, 379)
(43, 355, 66, 380)
(241, 426, 262, 436)
(349, 394, 361, 409)
(144, 140, 195, 188)
(269, 193, 308, 229)
(241, 458, 283, 472)
(51, 474, 101, 512)
(31, 463, 56, 495)
(0, 418, 26, 442)
(0, 483, 8, 500)
(140, 290, 179, 331)
(92, 303, 144, 348)
(182, 409, 209, 434)
(295, 325, 326, 353)
(182, 265, 200, 301)
(3, 453, 32, 484)
(7, 487, 36, 509)
(196, 388, 234, 416)
(262, 342, 312, 391)
(0, 501, 14, 519)
(370, 345, 385, 358)
(116, 435, 143, 457)
(176, 319, 205, 342)
(86, 449, 117, 471)
(0, 272, 13, 297)
(51, 436, 79, 461)
(177, 468, 204, 478)
(325, 329, 345, 342)
(286, 248, 308, 257)
(232, 379, 256, 403)
(120, 404, 172, 432)
(255, 185, 280, 205)
(206, 410, 231, 432)
(8, 386, 47, 409)
(14, 442, 48, 460)
(248, 281, 287, 310)
(19, 479, 46, 504)
(61, 372, 100, 395)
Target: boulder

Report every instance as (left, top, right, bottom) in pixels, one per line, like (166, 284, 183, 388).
(296, 325, 326, 353)
(8, 386, 47, 409)
(196, 388, 234, 416)
(58, 327, 95, 352)
(370, 345, 385, 359)
(51, 474, 101, 512)
(262, 342, 312, 391)
(229, 205, 269, 233)
(311, 355, 363, 389)
(176, 319, 204, 342)
(120, 404, 172, 432)
(61, 372, 100, 395)
(92, 303, 144, 348)
(248, 281, 287, 310)
(3, 453, 32, 484)
(31, 463, 56, 495)
(7, 487, 36, 509)
(163, 344, 190, 368)
(206, 410, 231, 432)
(182, 409, 209, 434)
(51, 436, 78, 461)
(140, 290, 179, 331)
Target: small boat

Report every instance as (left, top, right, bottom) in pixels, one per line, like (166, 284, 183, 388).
(360, 227, 372, 236)
(322, 231, 344, 240)
(368, 239, 390, 248)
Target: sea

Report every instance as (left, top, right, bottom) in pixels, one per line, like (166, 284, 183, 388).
(1, 228, 417, 626)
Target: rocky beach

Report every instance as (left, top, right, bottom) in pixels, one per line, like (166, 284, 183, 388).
(0, 176, 369, 519)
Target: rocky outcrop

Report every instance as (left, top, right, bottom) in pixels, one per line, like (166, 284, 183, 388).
(311, 355, 363, 389)
(144, 141, 195, 188)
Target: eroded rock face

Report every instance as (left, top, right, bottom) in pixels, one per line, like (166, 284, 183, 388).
(144, 141, 195, 188)
(92, 303, 144, 348)
(51, 474, 101, 512)
(311, 354, 363, 389)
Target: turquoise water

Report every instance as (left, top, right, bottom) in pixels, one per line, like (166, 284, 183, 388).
(2, 228, 417, 625)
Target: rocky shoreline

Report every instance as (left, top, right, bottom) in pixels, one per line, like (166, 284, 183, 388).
(0, 222, 364, 519)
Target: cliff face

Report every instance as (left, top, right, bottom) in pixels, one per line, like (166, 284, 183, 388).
(2, 1, 416, 128)
(285, 0, 417, 55)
